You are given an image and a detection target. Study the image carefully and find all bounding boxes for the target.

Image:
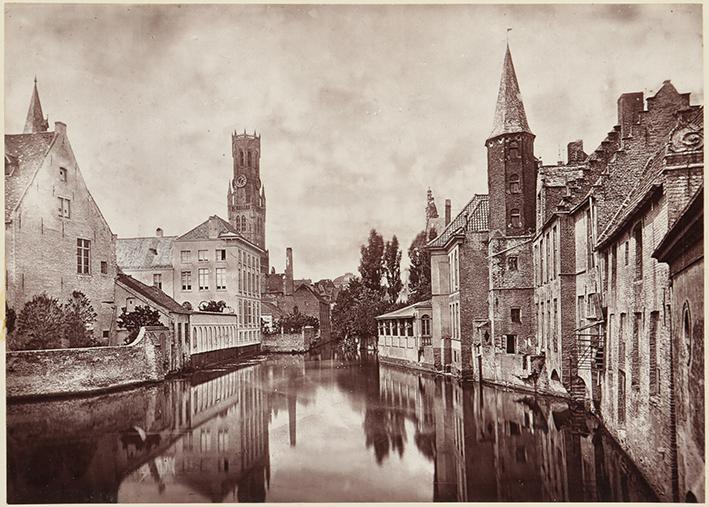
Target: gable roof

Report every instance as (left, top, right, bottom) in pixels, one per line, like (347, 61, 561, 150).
(116, 236, 175, 269)
(117, 272, 191, 314)
(175, 215, 263, 252)
(427, 194, 488, 249)
(294, 282, 327, 302)
(653, 185, 703, 263)
(5, 132, 56, 222)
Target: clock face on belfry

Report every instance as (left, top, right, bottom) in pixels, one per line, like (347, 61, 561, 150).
(235, 175, 247, 188)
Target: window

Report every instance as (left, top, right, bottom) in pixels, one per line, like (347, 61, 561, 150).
(59, 167, 67, 182)
(618, 370, 626, 424)
(552, 226, 557, 279)
(649, 311, 659, 397)
(683, 303, 692, 366)
(611, 243, 618, 291)
(153, 273, 162, 289)
(509, 208, 522, 229)
(58, 197, 71, 218)
(508, 141, 520, 159)
(577, 295, 585, 327)
(216, 249, 226, 261)
(181, 271, 192, 291)
(198, 250, 208, 261)
(631, 313, 641, 387)
(101, 261, 108, 274)
(545, 232, 550, 282)
(216, 268, 226, 290)
(508, 256, 518, 272)
(511, 307, 521, 323)
(77, 239, 90, 274)
(198, 268, 209, 290)
(181, 250, 191, 263)
(624, 241, 629, 266)
(240, 150, 245, 165)
(247, 151, 252, 167)
(241, 216, 247, 232)
(619, 313, 626, 370)
(505, 334, 516, 354)
(102, 330, 109, 338)
(421, 315, 431, 336)
(553, 299, 559, 352)
(509, 174, 521, 193)
(633, 223, 643, 280)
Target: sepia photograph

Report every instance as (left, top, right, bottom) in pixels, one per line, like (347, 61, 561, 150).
(3, 2, 704, 503)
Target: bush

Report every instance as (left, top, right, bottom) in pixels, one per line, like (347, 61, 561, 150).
(63, 291, 98, 348)
(199, 300, 226, 313)
(12, 294, 65, 350)
(117, 305, 162, 344)
(6, 303, 16, 336)
(9, 291, 100, 351)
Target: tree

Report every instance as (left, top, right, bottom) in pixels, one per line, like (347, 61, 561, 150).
(408, 230, 432, 303)
(332, 277, 388, 344)
(383, 235, 403, 304)
(62, 291, 98, 348)
(199, 300, 227, 313)
(12, 294, 65, 350)
(359, 229, 385, 294)
(117, 305, 162, 344)
(6, 303, 16, 336)
(181, 301, 193, 311)
(277, 306, 319, 333)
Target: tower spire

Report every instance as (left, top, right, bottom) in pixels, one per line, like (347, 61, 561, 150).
(488, 42, 532, 140)
(23, 78, 49, 134)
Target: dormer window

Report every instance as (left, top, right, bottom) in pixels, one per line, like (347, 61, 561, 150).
(59, 167, 67, 182)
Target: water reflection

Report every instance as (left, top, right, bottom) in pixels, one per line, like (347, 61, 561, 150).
(6, 349, 657, 503)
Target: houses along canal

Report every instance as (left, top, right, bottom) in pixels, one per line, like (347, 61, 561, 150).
(7, 346, 658, 503)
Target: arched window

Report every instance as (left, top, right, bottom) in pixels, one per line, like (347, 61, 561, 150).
(247, 151, 252, 167)
(683, 302, 692, 367)
(633, 222, 643, 280)
(421, 315, 431, 336)
(254, 151, 259, 169)
(241, 216, 247, 232)
(240, 150, 245, 165)
(509, 174, 521, 194)
(509, 208, 522, 229)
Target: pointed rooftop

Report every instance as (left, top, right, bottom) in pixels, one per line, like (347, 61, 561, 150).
(23, 78, 49, 134)
(488, 44, 532, 140)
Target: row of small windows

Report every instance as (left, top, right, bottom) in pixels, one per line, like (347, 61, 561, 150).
(180, 249, 259, 269)
(235, 216, 264, 235)
(237, 149, 259, 168)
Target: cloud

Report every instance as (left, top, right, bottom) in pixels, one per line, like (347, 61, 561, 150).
(5, 4, 703, 281)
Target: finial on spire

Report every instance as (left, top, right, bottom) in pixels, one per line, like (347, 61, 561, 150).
(34, 75, 37, 85)
(506, 27, 512, 45)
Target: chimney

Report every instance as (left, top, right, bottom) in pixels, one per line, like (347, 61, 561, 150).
(285, 247, 294, 295)
(156, 227, 163, 237)
(207, 216, 219, 239)
(445, 199, 452, 226)
(617, 92, 644, 139)
(567, 140, 586, 164)
(54, 121, 66, 135)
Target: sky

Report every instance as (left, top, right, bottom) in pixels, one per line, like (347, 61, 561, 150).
(4, 4, 703, 282)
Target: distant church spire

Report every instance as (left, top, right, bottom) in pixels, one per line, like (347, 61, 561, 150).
(488, 42, 532, 140)
(23, 78, 49, 134)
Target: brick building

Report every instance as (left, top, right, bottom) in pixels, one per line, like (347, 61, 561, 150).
(5, 80, 118, 344)
(653, 186, 704, 502)
(263, 247, 332, 340)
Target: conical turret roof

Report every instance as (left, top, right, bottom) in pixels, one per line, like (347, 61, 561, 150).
(488, 44, 532, 140)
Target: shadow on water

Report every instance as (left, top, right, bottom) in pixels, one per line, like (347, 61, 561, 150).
(6, 350, 658, 503)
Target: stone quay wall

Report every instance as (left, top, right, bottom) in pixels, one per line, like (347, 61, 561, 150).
(6, 326, 168, 400)
(261, 326, 316, 353)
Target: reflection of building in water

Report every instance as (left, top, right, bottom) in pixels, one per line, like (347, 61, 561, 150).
(117, 364, 270, 502)
(367, 363, 658, 502)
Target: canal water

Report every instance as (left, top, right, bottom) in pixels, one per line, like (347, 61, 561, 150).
(7, 346, 658, 503)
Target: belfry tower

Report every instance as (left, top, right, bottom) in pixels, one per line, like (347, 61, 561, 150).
(228, 130, 269, 276)
(486, 42, 537, 357)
